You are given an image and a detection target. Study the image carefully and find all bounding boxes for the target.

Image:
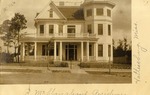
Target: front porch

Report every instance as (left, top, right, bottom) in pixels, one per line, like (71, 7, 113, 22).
(21, 41, 98, 62)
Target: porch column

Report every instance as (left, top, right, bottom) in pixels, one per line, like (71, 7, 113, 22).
(60, 41, 62, 61)
(34, 42, 37, 61)
(54, 41, 56, 61)
(22, 42, 25, 61)
(86, 41, 89, 61)
(81, 41, 83, 62)
(94, 42, 98, 60)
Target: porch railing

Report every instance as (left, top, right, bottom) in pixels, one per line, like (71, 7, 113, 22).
(24, 56, 61, 61)
(26, 33, 96, 38)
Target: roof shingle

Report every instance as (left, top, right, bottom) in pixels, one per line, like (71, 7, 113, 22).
(58, 6, 84, 20)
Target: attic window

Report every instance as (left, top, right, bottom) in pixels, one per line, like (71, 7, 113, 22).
(59, 1, 64, 6)
(49, 8, 53, 17)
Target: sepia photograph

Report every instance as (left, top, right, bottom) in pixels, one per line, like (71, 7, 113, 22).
(0, 0, 131, 84)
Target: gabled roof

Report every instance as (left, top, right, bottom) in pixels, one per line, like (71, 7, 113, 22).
(58, 6, 84, 20)
(35, 1, 66, 20)
(35, 1, 84, 21)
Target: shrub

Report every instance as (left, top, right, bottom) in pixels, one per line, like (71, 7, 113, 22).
(0, 53, 14, 63)
(54, 61, 68, 67)
(79, 62, 90, 68)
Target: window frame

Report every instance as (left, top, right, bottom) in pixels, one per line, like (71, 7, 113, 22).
(98, 24, 103, 35)
(108, 24, 111, 36)
(96, 8, 103, 16)
(67, 25, 76, 33)
(59, 25, 63, 34)
(98, 44, 103, 57)
(49, 8, 53, 17)
(86, 9, 92, 17)
(49, 25, 54, 34)
(40, 25, 44, 34)
(108, 45, 111, 57)
(87, 24, 92, 34)
(107, 9, 111, 17)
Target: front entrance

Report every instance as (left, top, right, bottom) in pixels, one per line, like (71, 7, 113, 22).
(65, 44, 77, 61)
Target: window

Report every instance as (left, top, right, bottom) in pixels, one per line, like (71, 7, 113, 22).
(25, 43, 34, 56)
(59, 25, 63, 34)
(86, 9, 92, 17)
(67, 25, 75, 33)
(98, 44, 103, 57)
(59, 1, 64, 6)
(42, 44, 58, 56)
(108, 45, 111, 57)
(42, 45, 46, 56)
(40, 25, 44, 34)
(108, 24, 111, 35)
(98, 24, 103, 35)
(107, 9, 111, 17)
(49, 25, 54, 34)
(89, 45, 92, 56)
(49, 8, 53, 17)
(67, 25, 75, 37)
(96, 8, 103, 16)
(87, 24, 92, 34)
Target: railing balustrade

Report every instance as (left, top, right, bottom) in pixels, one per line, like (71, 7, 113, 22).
(25, 33, 96, 38)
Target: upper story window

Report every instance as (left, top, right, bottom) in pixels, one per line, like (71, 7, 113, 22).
(67, 25, 75, 33)
(98, 44, 103, 57)
(49, 8, 53, 17)
(96, 8, 103, 16)
(107, 9, 111, 17)
(87, 24, 92, 34)
(98, 24, 103, 35)
(40, 25, 44, 34)
(86, 9, 92, 17)
(59, 25, 63, 34)
(108, 24, 111, 35)
(49, 25, 54, 34)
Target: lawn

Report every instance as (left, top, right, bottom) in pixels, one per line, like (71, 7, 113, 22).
(79, 62, 131, 69)
(1, 62, 131, 69)
(0, 72, 131, 84)
(0, 61, 68, 67)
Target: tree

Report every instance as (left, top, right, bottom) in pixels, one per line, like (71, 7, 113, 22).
(0, 20, 14, 53)
(9, 13, 27, 63)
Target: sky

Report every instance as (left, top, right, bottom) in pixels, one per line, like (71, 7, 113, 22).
(0, 0, 131, 52)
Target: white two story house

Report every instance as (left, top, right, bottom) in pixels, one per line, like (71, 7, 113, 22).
(20, 0, 115, 63)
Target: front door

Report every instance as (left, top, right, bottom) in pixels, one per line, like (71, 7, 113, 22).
(66, 44, 77, 61)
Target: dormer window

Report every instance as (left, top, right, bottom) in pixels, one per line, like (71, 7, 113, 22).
(59, 1, 64, 6)
(49, 8, 53, 17)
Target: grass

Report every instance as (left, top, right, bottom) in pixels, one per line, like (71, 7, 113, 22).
(0, 69, 42, 73)
(1, 61, 131, 69)
(79, 62, 131, 69)
(86, 71, 131, 78)
(0, 61, 68, 67)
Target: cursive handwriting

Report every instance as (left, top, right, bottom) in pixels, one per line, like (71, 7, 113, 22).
(24, 88, 127, 95)
(92, 89, 126, 95)
(133, 23, 147, 84)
